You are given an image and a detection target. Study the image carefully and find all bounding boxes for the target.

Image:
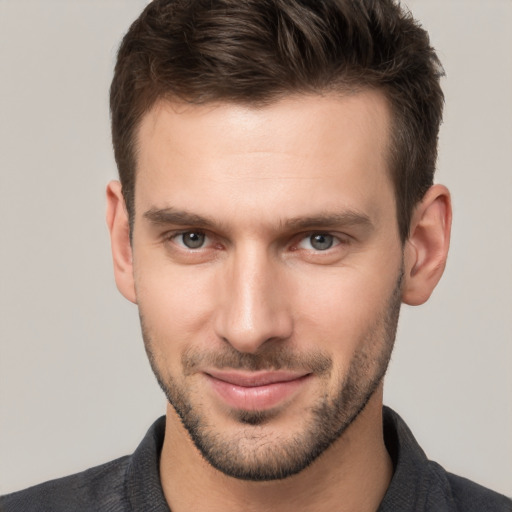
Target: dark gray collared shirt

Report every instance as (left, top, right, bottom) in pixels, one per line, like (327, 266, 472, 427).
(1, 407, 511, 511)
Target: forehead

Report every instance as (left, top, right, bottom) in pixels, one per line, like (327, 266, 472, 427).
(137, 91, 391, 161)
(134, 92, 394, 230)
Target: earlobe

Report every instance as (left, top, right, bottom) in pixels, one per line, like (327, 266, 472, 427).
(106, 181, 137, 304)
(402, 184, 452, 306)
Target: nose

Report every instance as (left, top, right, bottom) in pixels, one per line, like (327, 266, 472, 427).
(213, 244, 293, 353)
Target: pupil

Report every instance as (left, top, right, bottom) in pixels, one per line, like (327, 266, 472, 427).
(310, 234, 333, 250)
(183, 232, 204, 249)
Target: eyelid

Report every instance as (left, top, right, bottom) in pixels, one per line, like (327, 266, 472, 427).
(292, 231, 351, 251)
(297, 231, 341, 252)
(162, 228, 350, 252)
(164, 229, 211, 250)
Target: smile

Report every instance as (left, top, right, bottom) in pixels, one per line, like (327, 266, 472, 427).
(204, 370, 312, 411)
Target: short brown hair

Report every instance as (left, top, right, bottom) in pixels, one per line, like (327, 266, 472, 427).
(110, 0, 444, 242)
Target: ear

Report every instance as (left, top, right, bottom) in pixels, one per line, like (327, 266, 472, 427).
(106, 181, 137, 304)
(402, 184, 452, 306)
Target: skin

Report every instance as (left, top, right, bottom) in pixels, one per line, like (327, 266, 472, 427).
(107, 91, 451, 512)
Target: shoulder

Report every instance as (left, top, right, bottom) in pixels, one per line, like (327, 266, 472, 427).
(441, 469, 512, 512)
(423, 460, 512, 511)
(0, 455, 131, 512)
(0, 416, 167, 512)
(381, 407, 512, 512)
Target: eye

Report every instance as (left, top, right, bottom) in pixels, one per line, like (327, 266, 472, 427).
(174, 231, 207, 249)
(297, 233, 338, 251)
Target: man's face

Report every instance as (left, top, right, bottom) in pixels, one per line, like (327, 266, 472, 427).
(131, 92, 404, 480)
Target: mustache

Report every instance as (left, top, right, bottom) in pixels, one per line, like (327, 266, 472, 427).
(182, 344, 333, 376)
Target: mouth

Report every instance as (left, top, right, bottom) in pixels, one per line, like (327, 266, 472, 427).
(204, 370, 312, 411)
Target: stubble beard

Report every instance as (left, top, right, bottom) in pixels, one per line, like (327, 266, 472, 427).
(141, 269, 403, 481)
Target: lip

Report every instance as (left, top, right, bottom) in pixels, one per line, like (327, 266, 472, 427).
(204, 370, 311, 411)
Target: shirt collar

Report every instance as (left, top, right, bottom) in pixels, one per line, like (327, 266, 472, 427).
(125, 416, 170, 512)
(378, 406, 456, 511)
(124, 408, 457, 511)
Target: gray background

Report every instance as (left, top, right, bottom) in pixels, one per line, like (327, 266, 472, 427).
(1, 0, 511, 497)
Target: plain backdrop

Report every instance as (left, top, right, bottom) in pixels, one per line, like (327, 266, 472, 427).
(1, 0, 511, 498)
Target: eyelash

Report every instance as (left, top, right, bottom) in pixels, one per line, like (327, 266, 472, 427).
(164, 230, 349, 253)
(166, 230, 212, 250)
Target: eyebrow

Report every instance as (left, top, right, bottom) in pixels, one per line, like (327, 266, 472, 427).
(143, 207, 373, 232)
(144, 208, 218, 228)
(282, 212, 372, 231)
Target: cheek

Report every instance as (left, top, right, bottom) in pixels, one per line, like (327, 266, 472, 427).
(290, 265, 398, 357)
(134, 258, 218, 349)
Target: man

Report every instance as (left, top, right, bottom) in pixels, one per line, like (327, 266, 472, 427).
(1, 0, 510, 510)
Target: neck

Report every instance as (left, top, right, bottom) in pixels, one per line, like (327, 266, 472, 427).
(159, 386, 392, 512)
